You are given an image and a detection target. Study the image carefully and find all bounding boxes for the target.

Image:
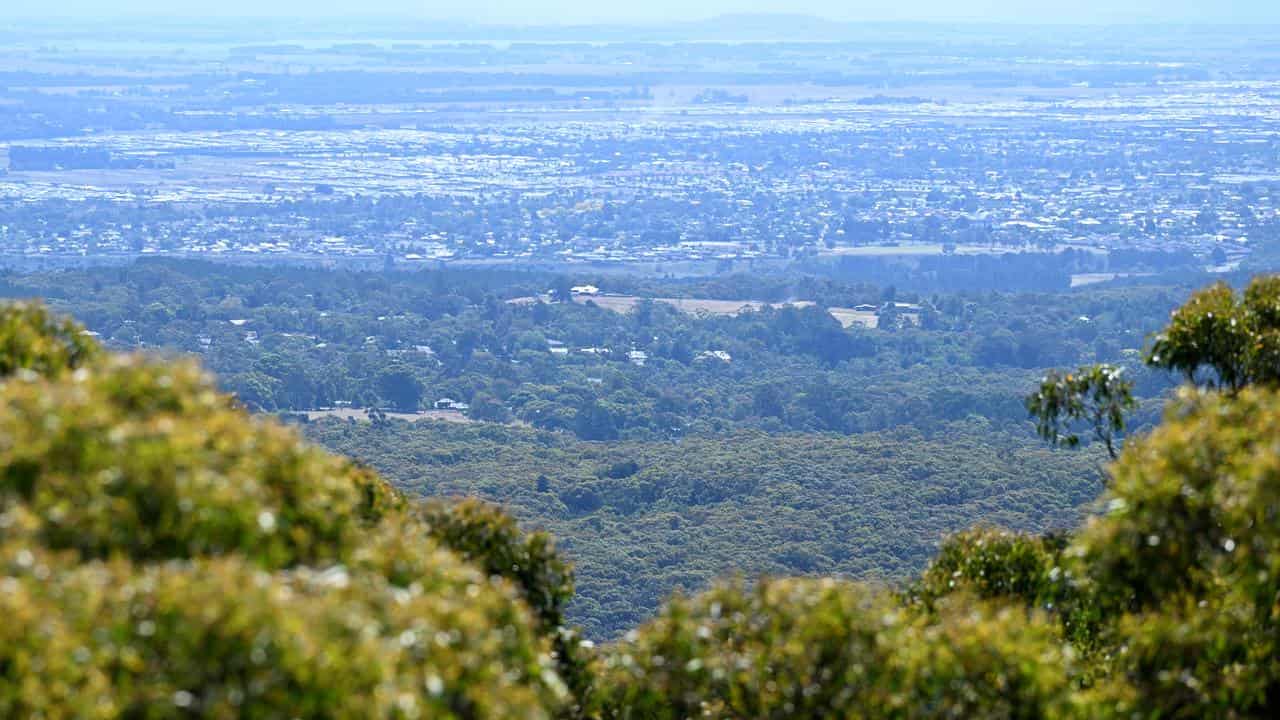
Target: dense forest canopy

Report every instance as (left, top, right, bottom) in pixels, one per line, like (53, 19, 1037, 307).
(0, 259, 1185, 437)
(309, 420, 1104, 636)
(0, 259, 1192, 633)
(5, 273, 1280, 716)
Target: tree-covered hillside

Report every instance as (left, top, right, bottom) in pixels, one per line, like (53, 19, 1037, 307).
(307, 420, 1104, 637)
(6, 277, 1280, 717)
(0, 303, 584, 718)
(0, 260, 1182, 438)
(0, 259, 1198, 636)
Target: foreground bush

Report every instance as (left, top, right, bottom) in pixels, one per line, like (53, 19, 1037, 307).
(0, 357, 400, 568)
(909, 527, 1063, 610)
(1070, 387, 1280, 717)
(420, 498, 595, 716)
(600, 577, 1082, 719)
(0, 542, 555, 718)
(0, 300, 100, 379)
(0, 308, 569, 718)
(907, 528, 1106, 660)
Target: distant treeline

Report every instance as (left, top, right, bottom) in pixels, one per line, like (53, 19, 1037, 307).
(806, 247, 1199, 293)
(7, 146, 171, 171)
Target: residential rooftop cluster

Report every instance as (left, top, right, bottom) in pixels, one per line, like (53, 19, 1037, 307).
(0, 25, 1277, 274)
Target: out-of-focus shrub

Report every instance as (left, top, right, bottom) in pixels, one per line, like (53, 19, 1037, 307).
(0, 300, 100, 379)
(421, 498, 595, 716)
(0, 541, 559, 718)
(0, 304, 568, 718)
(908, 527, 1105, 658)
(600, 577, 1082, 719)
(1069, 386, 1280, 717)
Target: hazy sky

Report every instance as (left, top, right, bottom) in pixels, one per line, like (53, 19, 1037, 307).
(4, 0, 1279, 25)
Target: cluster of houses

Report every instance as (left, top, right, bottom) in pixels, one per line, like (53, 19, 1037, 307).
(3, 80, 1276, 273)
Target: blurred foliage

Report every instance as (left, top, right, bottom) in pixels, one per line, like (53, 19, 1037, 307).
(0, 302, 574, 718)
(0, 544, 558, 719)
(905, 527, 1106, 664)
(1070, 386, 1280, 717)
(599, 578, 1082, 719)
(1146, 276, 1280, 392)
(910, 527, 1063, 609)
(420, 498, 597, 717)
(0, 299, 100, 379)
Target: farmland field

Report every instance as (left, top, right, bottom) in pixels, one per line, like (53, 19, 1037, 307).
(573, 294, 886, 328)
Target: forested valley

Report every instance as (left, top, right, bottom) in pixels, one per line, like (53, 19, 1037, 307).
(0, 259, 1198, 634)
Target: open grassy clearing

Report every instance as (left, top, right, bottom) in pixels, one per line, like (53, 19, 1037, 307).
(574, 294, 885, 329)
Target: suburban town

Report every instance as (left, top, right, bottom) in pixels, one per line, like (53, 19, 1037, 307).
(0, 21, 1276, 281)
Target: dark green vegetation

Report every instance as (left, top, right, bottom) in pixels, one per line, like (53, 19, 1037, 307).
(1147, 276, 1280, 392)
(310, 421, 1103, 638)
(602, 274, 1280, 718)
(0, 304, 576, 718)
(6, 273, 1280, 717)
(0, 260, 1181, 438)
(0, 259, 1188, 634)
